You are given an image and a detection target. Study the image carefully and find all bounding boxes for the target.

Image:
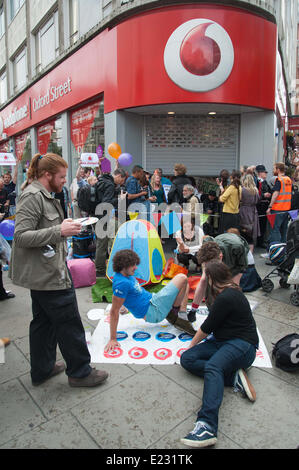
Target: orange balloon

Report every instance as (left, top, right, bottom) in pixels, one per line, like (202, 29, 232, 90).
(108, 142, 122, 159)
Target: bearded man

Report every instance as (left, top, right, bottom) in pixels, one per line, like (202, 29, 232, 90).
(9, 153, 108, 388)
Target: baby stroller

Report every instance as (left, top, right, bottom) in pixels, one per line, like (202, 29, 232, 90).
(261, 219, 299, 306)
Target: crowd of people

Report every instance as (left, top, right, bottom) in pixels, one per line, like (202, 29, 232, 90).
(46, 158, 297, 277)
(0, 152, 298, 449)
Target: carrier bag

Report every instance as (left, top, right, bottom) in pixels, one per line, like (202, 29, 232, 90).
(288, 259, 299, 285)
(67, 258, 96, 288)
(272, 333, 299, 372)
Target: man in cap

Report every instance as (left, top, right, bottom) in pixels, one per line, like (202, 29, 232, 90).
(255, 165, 272, 248)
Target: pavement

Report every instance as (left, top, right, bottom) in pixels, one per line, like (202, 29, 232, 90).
(0, 240, 299, 451)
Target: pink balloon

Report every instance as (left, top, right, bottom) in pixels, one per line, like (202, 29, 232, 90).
(118, 153, 133, 167)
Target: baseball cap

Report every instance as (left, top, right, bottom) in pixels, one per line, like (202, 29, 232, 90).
(255, 164, 268, 173)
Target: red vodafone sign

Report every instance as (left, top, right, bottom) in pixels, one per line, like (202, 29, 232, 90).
(0, 4, 277, 140)
(164, 19, 234, 92)
(115, 4, 277, 111)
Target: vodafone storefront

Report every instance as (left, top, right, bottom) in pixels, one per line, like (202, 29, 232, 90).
(0, 4, 278, 184)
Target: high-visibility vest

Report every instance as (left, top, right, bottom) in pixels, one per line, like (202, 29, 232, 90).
(272, 175, 292, 211)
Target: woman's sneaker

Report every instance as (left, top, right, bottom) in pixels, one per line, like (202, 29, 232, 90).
(234, 369, 256, 402)
(180, 421, 217, 448)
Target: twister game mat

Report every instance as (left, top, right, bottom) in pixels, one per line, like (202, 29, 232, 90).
(86, 303, 272, 368)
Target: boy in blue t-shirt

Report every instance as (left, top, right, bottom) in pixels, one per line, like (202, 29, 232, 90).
(105, 249, 196, 353)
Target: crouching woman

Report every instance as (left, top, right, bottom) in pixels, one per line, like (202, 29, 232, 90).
(180, 260, 258, 448)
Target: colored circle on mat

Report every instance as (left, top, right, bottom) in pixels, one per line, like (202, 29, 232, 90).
(116, 331, 128, 341)
(128, 347, 148, 359)
(178, 332, 193, 342)
(104, 347, 123, 359)
(155, 332, 176, 342)
(176, 348, 187, 358)
(153, 348, 172, 360)
(133, 331, 151, 341)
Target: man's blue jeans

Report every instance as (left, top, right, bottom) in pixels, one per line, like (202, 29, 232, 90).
(268, 210, 289, 246)
(180, 337, 257, 435)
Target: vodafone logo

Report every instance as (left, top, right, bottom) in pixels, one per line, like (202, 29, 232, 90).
(164, 19, 234, 92)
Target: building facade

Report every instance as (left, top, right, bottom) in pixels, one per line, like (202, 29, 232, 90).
(0, 0, 297, 188)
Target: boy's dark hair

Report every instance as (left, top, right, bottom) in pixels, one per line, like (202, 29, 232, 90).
(113, 249, 140, 273)
(197, 241, 222, 265)
(132, 165, 143, 174)
(114, 168, 126, 178)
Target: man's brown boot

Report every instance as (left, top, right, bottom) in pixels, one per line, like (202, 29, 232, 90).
(68, 368, 108, 387)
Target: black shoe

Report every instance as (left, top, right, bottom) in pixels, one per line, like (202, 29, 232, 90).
(96, 271, 106, 278)
(187, 308, 197, 323)
(0, 291, 15, 301)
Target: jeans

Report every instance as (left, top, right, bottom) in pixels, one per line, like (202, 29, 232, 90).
(180, 336, 257, 434)
(268, 210, 289, 246)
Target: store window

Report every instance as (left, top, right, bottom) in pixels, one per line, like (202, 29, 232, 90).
(70, 98, 104, 179)
(36, 116, 62, 156)
(35, 12, 59, 74)
(14, 131, 32, 183)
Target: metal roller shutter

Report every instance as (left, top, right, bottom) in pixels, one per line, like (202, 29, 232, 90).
(145, 114, 239, 176)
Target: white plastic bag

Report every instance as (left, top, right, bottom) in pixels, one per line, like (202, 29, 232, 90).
(0, 233, 11, 263)
(288, 259, 299, 285)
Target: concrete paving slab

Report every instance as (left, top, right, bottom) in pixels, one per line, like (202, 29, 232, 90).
(152, 364, 205, 399)
(71, 367, 198, 449)
(0, 378, 46, 446)
(218, 367, 299, 449)
(253, 297, 299, 328)
(0, 412, 99, 449)
(0, 341, 30, 384)
(19, 363, 136, 420)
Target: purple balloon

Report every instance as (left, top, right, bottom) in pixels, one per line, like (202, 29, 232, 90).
(0, 219, 15, 240)
(118, 153, 133, 167)
(96, 145, 103, 158)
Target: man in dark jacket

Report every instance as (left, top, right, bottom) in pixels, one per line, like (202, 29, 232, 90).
(167, 163, 193, 205)
(94, 168, 126, 276)
(255, 164, 272, 248)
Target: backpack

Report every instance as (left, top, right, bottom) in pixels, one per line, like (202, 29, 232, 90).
(77, 184, 97, 214)
(272, 333, 299, 372)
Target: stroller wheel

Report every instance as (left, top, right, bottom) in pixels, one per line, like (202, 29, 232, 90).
(261, 278, 274, 293)
(290, 292, 299, 307)
(279, 278, 290, 289)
